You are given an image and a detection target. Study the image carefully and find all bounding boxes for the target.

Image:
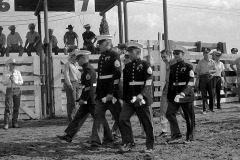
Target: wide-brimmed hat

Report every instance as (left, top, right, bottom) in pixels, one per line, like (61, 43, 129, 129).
(48, 28, 54, 32)
(66, 25, 73, 29)
(83, 24, 91, 29)
(5, 58, 16, 65)
(8, 25, 16, 30)
(212, 50, 222, 57)
(231, 48, 238, 53)
(202, 47, 211, 54)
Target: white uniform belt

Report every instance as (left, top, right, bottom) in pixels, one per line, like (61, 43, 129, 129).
(99, 75, 113, 79)
(173, 82, 186, 86)
(129, 81, 144, 85)
(93, 83, 97, 86)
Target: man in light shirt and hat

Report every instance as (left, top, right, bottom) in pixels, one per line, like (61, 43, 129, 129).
(63, 49, 81, 122)
(6, 25, 24, 57)
(2, 58, 23, 130)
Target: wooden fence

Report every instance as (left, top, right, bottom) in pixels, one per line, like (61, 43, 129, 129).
(0, 56, 42, 120)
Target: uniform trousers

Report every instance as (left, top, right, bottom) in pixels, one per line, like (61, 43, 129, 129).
(119, 102, 154, 149)
(213, 76, 222, 109)
(166, 101, 195, 141)
(64, 82, 79, 122)
(6, 44, 24, 57)
(199, 75, 214, 111)
(4, 87, 21, 125)
(91, 100, 123, 145)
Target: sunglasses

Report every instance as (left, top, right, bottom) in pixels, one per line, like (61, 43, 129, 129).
(173, 51, 182, 55)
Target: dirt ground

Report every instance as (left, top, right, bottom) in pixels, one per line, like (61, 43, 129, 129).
(0, 103, 240, 160)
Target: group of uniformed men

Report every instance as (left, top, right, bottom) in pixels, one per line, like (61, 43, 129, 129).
(56, 33, 198, 153)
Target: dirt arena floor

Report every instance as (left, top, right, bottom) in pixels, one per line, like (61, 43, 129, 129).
(0, 103, 240, 160)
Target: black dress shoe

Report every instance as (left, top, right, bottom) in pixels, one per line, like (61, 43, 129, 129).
(119, 143, 132, 152)
(158, 132, 168, 137)
(209, 110, 215, 112)
(12, 123, 20, 128)
(57, 135, 72, 143)
(90, 141, 101, 148)
(167, 134, 182, 143)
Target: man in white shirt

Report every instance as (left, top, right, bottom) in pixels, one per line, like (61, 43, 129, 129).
(6, 25, 24, 57)
(2, 58, 23, 130)
(0, 26, 6, 57)
(211, 51, 226, 109)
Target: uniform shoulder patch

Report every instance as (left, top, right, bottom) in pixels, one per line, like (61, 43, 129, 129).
(189, 70, 195, 77)
(147, 67, 153, 74)
(114, 60, 120, 67)
(86, 73, 91, 80)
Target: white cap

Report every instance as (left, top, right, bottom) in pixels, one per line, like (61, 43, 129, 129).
(76, 50, 91, 57)
(126, 41, 143, 49)
(96, 35, 113, 42)
(5, 58, 16, 65)
(172, 45, 188, 54)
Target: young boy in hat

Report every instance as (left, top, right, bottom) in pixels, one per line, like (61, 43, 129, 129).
(24, 23, 41, 56)
(64, 25, 79, 55)
(0, 26, 6, 57)
(6, 25, 24, 57)
(2, 58, 23, 130)
(82, 24, 96, 54)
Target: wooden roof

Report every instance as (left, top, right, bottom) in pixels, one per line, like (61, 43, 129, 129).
(14, 0, 119, 12)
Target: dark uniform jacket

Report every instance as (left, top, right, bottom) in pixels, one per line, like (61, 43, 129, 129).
(167, 59, 195, 103)
(80, 62, 97, 104)
(123, 58, 153, 106)
(96, 49, 121, 100)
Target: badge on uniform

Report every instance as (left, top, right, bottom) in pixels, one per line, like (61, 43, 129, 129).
(180, 67, 186, 72)
(189, 70, 194, 77)
(114, 60, 120, 67)
(137, 64, 143, 71)
(147, 67, 153, 74)
(86, 73, 91, 80)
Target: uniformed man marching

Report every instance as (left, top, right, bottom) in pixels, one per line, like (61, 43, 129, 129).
(90, 35, 123, 147)
(119, 41, 154, 153)
(166, 45, 195, 144)
(57, 50, 96, 143)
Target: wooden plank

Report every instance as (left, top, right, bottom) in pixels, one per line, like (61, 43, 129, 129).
(0, 101, 35, 108)
(53, 58, 62, 87)
(0, 76, 35, 82)
(153, 81, 161, 87)
(0, 95, 35, 101)
(34, 85, 41, 119)
(0, 56, 34, 65)
(20, 104, 37, 119)
(0, 66, 33, 73)
(54, 87, 63, 116)
(154, 91, 162, 97)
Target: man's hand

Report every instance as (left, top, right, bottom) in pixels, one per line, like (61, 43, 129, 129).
(79, 99, 87, 105)
(106, 94, 113, 101)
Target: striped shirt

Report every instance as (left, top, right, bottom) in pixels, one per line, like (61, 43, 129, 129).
(63, 61, 81, 86)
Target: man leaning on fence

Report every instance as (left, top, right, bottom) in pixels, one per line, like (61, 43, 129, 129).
(6, 25, 24, 57)
(0, 26, 6, 57)
(195, 47, 216, 114)
(2, 58, 23, 130)
(63, 50, 81, 122)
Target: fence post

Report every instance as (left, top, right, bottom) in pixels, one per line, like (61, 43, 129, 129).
(33, 56, 41, 119)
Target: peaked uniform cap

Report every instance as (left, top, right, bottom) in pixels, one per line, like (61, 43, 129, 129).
(69, 49, 81, 57)
(83, 24, 91, 28)
(212, 50, 222, 56)
(96, 35, 113, 42)
(201, 47, 211, 53)
(76, 50, 91, 57)
(5, 58, 16, 65)
(172, 45, 188, 54)
(126, 41, 143, 49)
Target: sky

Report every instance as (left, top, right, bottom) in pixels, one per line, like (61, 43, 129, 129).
(1, 0, 240, 53)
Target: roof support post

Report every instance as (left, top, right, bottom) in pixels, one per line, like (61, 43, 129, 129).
(163, 0, 169, 50)
(118, 2, 123, 44)
(123, 0, 129, 42)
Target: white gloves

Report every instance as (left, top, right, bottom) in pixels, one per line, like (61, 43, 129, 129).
(102, 96, 117, 104)
(174, 92, 185, 103)
(131, 95, 146, 105)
